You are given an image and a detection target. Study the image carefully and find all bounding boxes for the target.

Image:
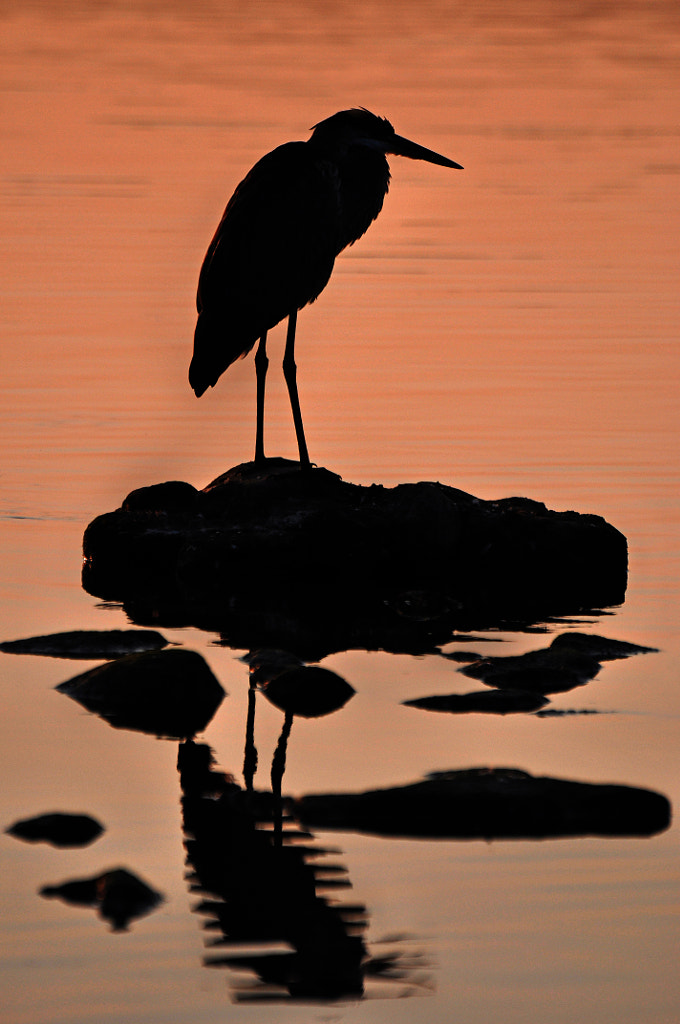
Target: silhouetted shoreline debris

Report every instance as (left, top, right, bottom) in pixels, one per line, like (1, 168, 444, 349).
(297, 768, 671, 840)
(56, 648, 224, 738)
(40, 867, 163, 931)
(6, 812, 104, 848)
(0, 628, 169, 659)
(82, 459, 628, 654)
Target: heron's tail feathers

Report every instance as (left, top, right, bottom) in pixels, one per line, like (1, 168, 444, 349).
(189, 312, 255, 397)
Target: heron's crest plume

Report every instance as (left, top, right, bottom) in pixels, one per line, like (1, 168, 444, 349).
(309, 108, 395, 151)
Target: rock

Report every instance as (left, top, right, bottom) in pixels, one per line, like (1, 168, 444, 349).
(261, 666, 355, 718)
(82, 459, 628, 655)
(0, 628, 168, 659)
(40, 867, 163, 931)
(549, 632, 658, 659)
(459, 649, 601, 694)
(403, 689, 549, 714)
(297, 768, 671, 839)
(6, 812, 104, 847)
(458, 631, 657, 695)
(56, 648, 225, 738)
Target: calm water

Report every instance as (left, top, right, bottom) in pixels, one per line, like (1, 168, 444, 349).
(1, 2, 679, 1021)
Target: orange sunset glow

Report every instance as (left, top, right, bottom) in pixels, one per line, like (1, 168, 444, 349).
(1, 3, 679, 1023)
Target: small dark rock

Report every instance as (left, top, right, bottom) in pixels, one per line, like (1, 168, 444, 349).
(6, 812, 104, 847)
(56, 648, 225, 738)
(459, 631, 658, 696)
(40, 867, 163, 931)
(403, 689, 548, 714)
(123, 480, 201, 513)
(459, 646, 602, 694)
(0, 628, 168, 659)
(262, 666, 355, 718)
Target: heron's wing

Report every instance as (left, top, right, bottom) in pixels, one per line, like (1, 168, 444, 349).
(190, 142, 341, 394)
(197, 142, 340, 338)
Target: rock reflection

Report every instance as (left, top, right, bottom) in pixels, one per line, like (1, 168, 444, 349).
(55, 648, 225, 738)
(40, 867, 163, 932)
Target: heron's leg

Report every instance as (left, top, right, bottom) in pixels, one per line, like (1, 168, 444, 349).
(282, 309, 311, 469)
(254, 332, 268, 464)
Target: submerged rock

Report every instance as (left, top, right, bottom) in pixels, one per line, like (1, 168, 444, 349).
(56, 648, 225, 738)
(40, 867, 163, 931)
(0, 628, 168, 659)
(297, 768, 671, 840)
(6, 812, 104, 847)
(82, 460, 628, 653)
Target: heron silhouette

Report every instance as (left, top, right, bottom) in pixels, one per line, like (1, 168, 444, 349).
(189, 108, 462, 469)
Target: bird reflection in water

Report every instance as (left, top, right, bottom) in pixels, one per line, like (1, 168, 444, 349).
(179, 739, 369, 1001)
(190, 108, 462, 467)
(178, 654, 430, 1003)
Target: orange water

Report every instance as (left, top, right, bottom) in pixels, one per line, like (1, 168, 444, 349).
(1, 3, 679, 1022)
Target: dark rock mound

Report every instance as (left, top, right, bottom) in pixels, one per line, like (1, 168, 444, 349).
(261, 665, 355, 718)
(82, 459, 628, 653)
(56, 648, 224, 738)
(40, 867, 163, 932)
(403, 689, 549, 715)
(457, 631, 657, 696)
(297, 768, 671, 840)
(549, 632, 658, 659)
(0, 628, 168, 659)
(6, 812, 104, 847)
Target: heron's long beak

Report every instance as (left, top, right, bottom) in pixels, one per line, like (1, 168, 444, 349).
(388, 133, 463, 169)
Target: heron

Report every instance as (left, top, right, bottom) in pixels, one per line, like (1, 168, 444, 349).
(189, 108, 462, 469)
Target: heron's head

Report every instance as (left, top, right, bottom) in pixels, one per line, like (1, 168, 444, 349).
(309, 108, 462, 169)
